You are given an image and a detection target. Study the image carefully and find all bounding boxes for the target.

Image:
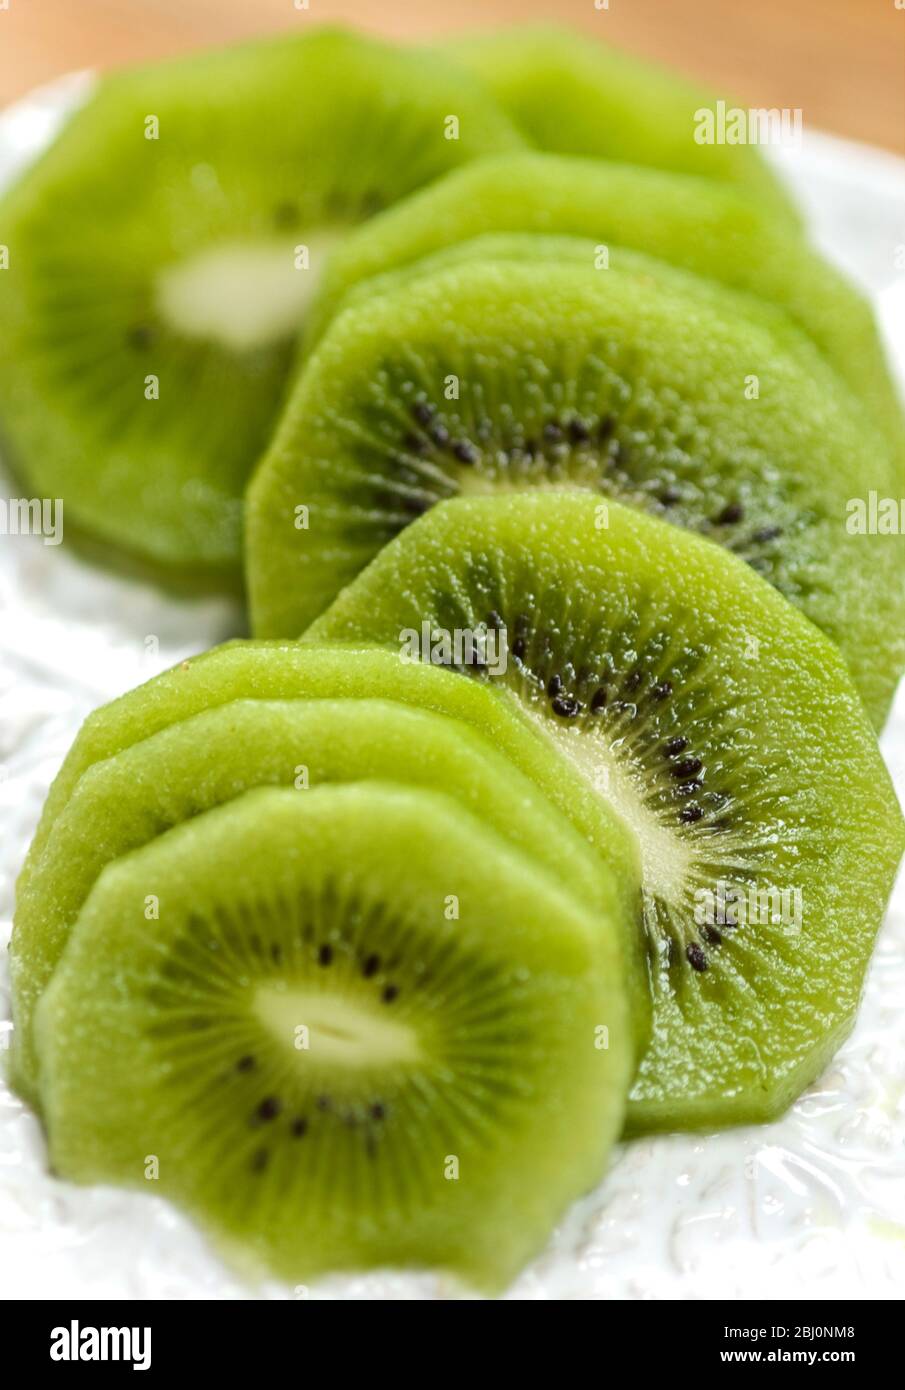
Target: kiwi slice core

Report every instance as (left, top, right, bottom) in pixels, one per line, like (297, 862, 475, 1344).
(36, 783, 630, 1290)
(154, 233, 341, 353)
(307, 494, 905, 1132)
(253, 983, 423, 1070)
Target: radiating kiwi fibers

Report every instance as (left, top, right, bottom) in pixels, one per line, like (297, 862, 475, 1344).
(11, 696, 628, 1109)
(307, 493, 905, 1132)
(0, 27, 523, 587)
(34, 783, 631, 1291)
(247, 254, 904, 728)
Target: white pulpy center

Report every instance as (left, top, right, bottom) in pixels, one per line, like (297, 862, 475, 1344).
(254, 984, 423, 1070)
(154, 233, 339, 352)
(534, 712, 697, 906)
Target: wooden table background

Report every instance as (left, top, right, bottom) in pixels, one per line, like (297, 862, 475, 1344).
(0, 0, 903, 156)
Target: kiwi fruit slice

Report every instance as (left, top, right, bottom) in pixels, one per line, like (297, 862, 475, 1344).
(307, 493, 905, 1132)
(446, 26, 802, 227)
(301, 152, 903, 449)
(246, 254, 904, 727)
(15, 642, 648, 1089)
(0, 28, 522, 588)
(12, 696, 624, 1108)
(20, 642, 639, 908)
(35, 782, 630, 1290)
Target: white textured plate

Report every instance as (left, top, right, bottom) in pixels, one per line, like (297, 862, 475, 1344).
(0, 76, 903, 1301)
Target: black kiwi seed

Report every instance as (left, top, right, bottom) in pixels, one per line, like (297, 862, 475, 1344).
(679, 805, 703, 824)
(452, 440, 479, 465)
(251, 1148, 269, 1174)
(568, 417, 591, 444)
(671, 757, 703, 780)
(623, 669, 643, 693)
(272, 201, 299, 228)
(429, 422, 451, 447)
(318, 944, 333, 967)
(403, 431, 429, 456)
(362, 952, 380, 978)
(547, 673, 563, 698)
(543, 422, 563, 443)
(653, 681, 673, 700)
(401, 496, 430, 517)
(486, 610, 503, 630)
(270, 943, 282, 964)
(316, 1095, 332, 1111)
(715, 501, 744, 525)
(751, 525, 782, 543)
(664, 736, 688, 757)
(598, 415, 615, 439)
(551, 694, 581, 719)
(590, 686, 608, 713)
(660, 486, 682, 507)
(512, 637, 527, 660)
(236, 1054, 256, 1073)
(382, 984, 399, 1004)
(127, 324, 156, 350)
(703, 925, 723, 945)
(686, 943, 708, 972)
(290, 1118, 308, 1139)
(411, 401, 434, 427)
(256, 1097, 281, 1123)
(370, 1102, 386, 1121)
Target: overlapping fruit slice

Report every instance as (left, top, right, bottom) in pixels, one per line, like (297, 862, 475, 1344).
(307, 493, 905, 1131)
(447, 25, 802, 224)
(301, 152, 902, 450)
(35, 783, 630, 1290)
(12, 694, 631, 1107)
(0, 28, 522, 585)
(247, 254, 903, 726)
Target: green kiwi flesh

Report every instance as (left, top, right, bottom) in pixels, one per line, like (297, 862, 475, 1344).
(35, 783, 630, 1291)
(12, 697, 624, 1109)
(447, 26, 802, 227)
(247, 255, 904, 727)
(0, 27, 522, 586)
(307, 494, 905, 1132)
(301, 152, 903, 451)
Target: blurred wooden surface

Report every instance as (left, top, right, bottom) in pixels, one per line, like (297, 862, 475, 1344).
(0, 0, 902, 155)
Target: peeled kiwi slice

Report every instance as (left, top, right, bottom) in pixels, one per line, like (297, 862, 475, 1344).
(302, 152, 903, 449)
(446, 26, 802, 226)
(35, 782, 631, 1291)
(307, 493, 905, 1132)
(246, 254, 904, 727)
(19, 643, 640, 917)
(0, 28, 522, 587)
(12, 696, 624, 1108)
